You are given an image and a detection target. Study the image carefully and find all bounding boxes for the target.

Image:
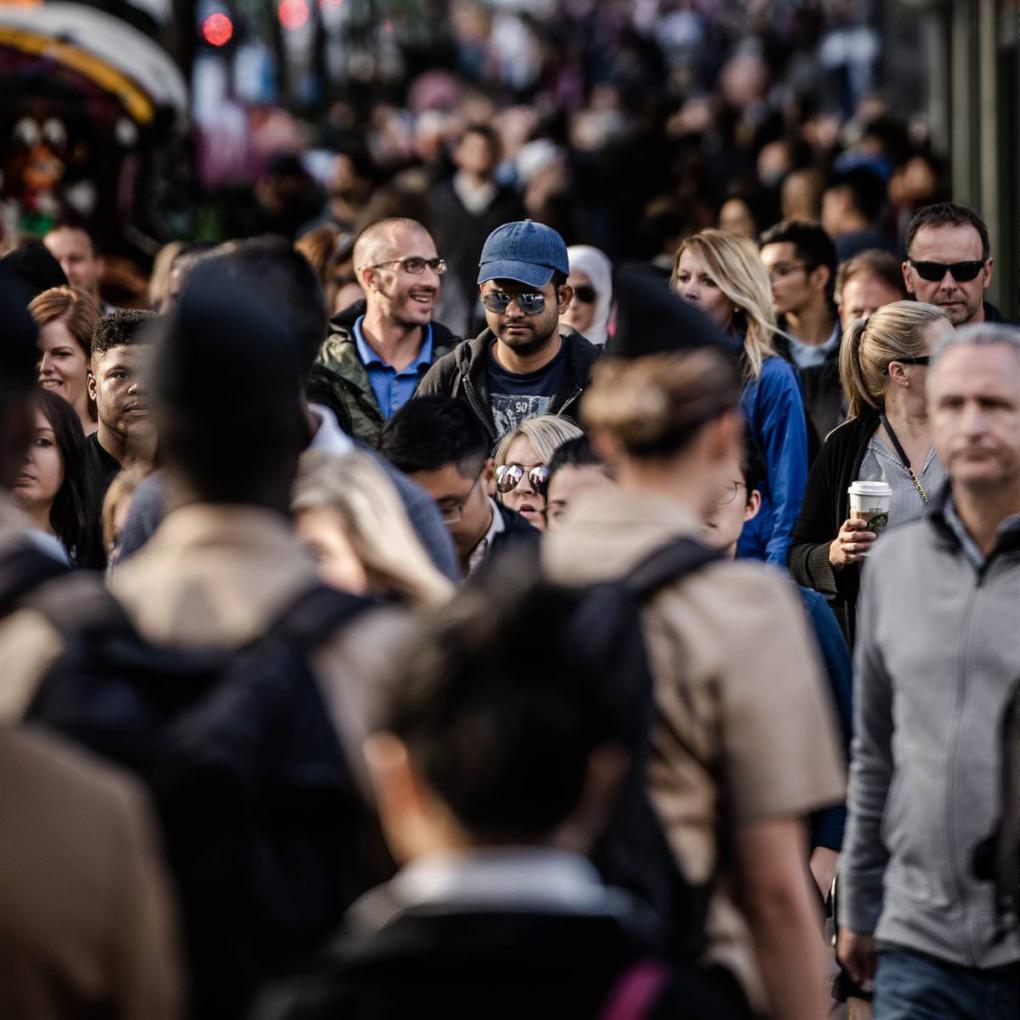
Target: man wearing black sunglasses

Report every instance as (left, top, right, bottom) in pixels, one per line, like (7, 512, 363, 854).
(417, 220, 600, 442)
(903, 202, 1003, 328)
(314, 218, 461, 446)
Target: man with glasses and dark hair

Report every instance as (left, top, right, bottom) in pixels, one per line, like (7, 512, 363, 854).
(314, 217, 461, 446)
(902, 201, 1003, 327)
(759, 220, 844, 447)
(417, 220, 601, 442)
(380, 396, 538, 578)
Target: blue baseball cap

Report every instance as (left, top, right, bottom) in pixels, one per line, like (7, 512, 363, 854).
(477, 220, 570, 289)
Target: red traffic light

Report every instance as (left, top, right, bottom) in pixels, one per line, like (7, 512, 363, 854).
(202, 12, 234, 47)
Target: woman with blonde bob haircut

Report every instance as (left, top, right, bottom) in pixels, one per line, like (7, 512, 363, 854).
(543, 346, 845, 1020)
(293, 450, 454, 608)
(492, 414, 583, 531)
(789, 300, 952, 640)
(30, 286, 100, 435)
(671, 229, 809, 566)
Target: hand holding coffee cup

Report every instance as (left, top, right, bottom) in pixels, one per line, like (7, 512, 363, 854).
(829, 481, 893, 568)
(829, 518, 878, 567)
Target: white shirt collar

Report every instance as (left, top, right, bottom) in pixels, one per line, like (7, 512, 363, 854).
(392, 847, 615, 914)
(308, 402, 355, 456)
(467, 498, 505, 576)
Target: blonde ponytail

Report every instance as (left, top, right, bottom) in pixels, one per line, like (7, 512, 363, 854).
(838, 300, 949, 419)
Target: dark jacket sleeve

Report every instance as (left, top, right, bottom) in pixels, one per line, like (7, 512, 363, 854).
(116, 471, 168, 564)
(415, 351, 457, 399)
(360, 447, 460, 582)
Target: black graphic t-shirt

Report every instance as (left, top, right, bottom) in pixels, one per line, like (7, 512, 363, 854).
(487, 341, 568, 439)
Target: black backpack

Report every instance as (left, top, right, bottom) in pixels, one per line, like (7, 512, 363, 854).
(24, 580, 390, 1020)
(555, 535, 723, 965)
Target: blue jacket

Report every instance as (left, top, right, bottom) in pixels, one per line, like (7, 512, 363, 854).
(738, 356, 809, 566)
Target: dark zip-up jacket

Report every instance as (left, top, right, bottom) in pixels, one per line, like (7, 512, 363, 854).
(309, 301, 461, 448)
(839, 486, 1020, 967)
(787, 409, 879, 641)
(416, 326, 601, 444)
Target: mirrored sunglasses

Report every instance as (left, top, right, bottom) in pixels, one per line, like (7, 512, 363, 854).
(482, 291, 547, 315)
(496, 463, 549, 495)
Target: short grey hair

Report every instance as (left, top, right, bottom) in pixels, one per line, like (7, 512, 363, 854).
(930, 322, 1020, 366)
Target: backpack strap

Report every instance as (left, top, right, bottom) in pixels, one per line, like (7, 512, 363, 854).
(623, 536, 722, 602)
(21, 570, 136, 642)
(599, 960, 671, 1020)
(262, 583, 378, 653)
(0, 543, 71, 618)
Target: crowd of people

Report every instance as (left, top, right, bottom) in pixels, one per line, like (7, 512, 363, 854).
(0, 117, 1018, 1020)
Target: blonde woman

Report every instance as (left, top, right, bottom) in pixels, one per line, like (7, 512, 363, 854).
(788, 301, 952, 640)
(293, 450, 453, 608)
(672, 229, 808, 566)
(492, 414, 583, 531)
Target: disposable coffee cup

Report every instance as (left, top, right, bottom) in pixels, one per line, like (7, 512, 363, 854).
(848, 480, 891, 541)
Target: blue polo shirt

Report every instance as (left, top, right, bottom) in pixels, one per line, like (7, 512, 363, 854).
(353, 316, 434, 420)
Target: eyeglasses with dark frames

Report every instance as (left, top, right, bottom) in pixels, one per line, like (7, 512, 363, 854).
(367, 257, 447, 276)
(437, 468, 484, 524)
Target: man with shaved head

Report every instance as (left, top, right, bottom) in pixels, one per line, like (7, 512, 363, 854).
(312, 217, 461, 446)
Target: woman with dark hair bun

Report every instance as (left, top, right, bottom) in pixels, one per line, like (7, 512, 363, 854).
(12, 389, 96, 566)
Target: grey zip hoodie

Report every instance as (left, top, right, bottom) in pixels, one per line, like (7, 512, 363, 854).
(839, 486, 1020, 967)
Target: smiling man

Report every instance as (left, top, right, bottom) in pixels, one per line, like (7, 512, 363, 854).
(83, 310, 157, 564)
(417, 220, 600, 442)
(312, 218, 460, 447)
(902, 202, 1002, 327)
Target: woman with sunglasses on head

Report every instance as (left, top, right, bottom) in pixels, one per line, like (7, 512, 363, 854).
(671, 229, 809, 567)
(30, 286, 100, 436)
(562, 246, 613, 345)
(492, 414, 583, 531)
(12, 390, 97, 567)
(788, 301, 952, 642)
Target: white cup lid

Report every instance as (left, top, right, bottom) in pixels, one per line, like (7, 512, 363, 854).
(848, 480, 892, 496)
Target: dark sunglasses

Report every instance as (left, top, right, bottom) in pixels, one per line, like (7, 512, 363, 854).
(908, 259, 986, 283)
(887, 355, 931, 370)
(572, 285, 597, 304)
(496, 463, 549, 495)
(482, 291, 547, 315)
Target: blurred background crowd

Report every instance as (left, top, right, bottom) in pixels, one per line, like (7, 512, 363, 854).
(0, 0, 1016, 319)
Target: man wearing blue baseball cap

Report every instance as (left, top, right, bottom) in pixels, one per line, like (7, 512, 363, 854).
(417, 220, 600, 441)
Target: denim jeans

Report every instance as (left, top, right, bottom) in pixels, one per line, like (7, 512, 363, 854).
(875, 947, 1020, 1020)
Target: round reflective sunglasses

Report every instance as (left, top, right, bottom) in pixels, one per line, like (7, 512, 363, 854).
(496, 463, 549, 495)
(482, 291, 547, 315)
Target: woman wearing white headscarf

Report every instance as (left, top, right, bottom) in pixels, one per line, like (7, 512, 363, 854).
(562, 245, 613, 345)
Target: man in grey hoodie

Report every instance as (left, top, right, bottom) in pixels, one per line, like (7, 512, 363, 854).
(837, 323, 1020, 1019)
